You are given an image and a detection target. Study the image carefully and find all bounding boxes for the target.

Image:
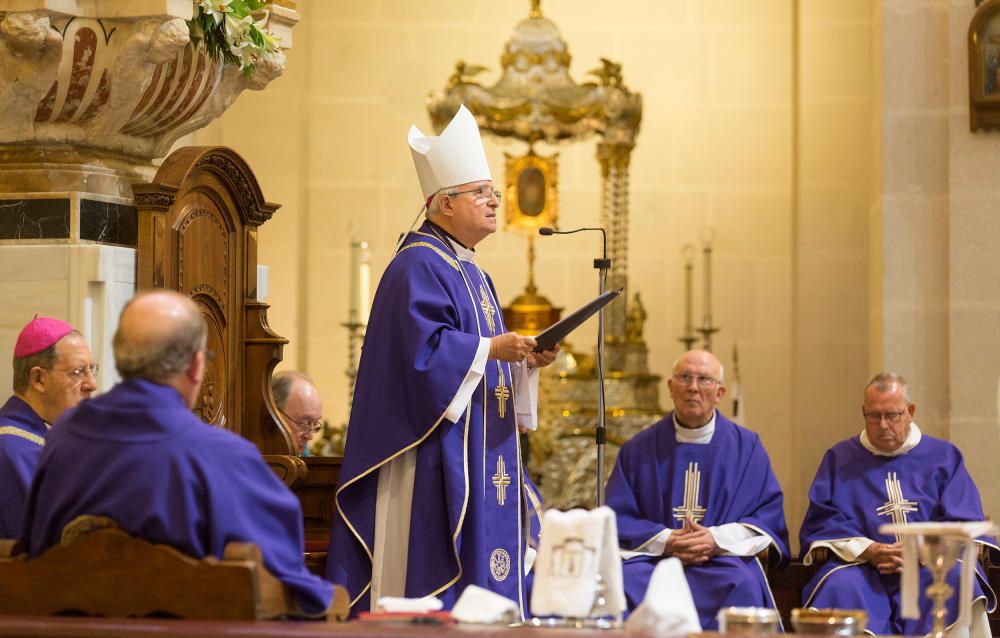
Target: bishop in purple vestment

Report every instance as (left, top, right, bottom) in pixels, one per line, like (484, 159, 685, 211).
(607, 350, 789, 631)
(800, 372, 997, 637)
(0, 316, 95, 538)
(327, 106, 556, 616)
(21, 291, 334, 616)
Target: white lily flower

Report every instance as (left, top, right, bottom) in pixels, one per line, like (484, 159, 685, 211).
(197, 0, 233, 25)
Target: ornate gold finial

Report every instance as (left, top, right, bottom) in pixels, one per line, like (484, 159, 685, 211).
(589, 58, 623, 88)
(447, 60, 489, 89)
(530, 0, 542, 18)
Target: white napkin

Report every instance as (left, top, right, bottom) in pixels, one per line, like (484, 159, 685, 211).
(880, 521, 998, 626)
(374, 596, 443, 613)
(624, 558, 702, 635)
(452, 585, 519, 624)
(530, 506, 626, 618)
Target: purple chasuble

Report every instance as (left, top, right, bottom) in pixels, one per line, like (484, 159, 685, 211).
(21, 378, 333, 615)
(0, 396, 47, 538)
(328, 221, 527, 615)
(799, 435, 997, 636)
(606, 411, 789, 630)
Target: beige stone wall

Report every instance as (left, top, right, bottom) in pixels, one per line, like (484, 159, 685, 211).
(192, 0, 887, 550)
(948, 2, 1000, 523)
(792, 1, 874, 545)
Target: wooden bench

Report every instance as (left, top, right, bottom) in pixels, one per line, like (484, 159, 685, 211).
(0, 516, 348, 621)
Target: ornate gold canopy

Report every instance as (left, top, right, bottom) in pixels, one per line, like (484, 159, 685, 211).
(427, 4, 641, 147)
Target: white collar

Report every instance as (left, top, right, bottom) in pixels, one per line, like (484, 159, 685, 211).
(859, 422, 922, 457)
(674, 411, 716, 444)
(441, 234, 476, 263)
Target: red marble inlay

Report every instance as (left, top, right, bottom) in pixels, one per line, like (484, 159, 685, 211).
(151, 50, 212, 136)
(124, 54, 179, 134)
(161, 56, 221, 138)
(78, 68, 110, 122)
(55, 27, 97, 123)
(35, 81, 58, 122)
(128, 64, 163, 123)
(151, 46, 195, 125)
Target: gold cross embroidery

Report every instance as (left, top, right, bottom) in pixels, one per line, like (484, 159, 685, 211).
(876, 471, 918, 542)
(494, 369, 510, 419)
(492, 456, 511, 506)
(672, 462, 707, 525)
(479, 284, 497, 336)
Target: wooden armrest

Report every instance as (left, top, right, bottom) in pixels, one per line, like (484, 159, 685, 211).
(263, 454, 307, 489)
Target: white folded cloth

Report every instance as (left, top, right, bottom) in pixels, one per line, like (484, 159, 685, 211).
(624, 557, 702, 635)
(451, 585, 519, 624)
(374, 595, 443, 613)
(530, 506, 626, 618)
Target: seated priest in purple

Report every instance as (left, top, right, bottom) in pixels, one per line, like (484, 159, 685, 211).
(327, 105, 557, 617)
(606, 349, 789, 630)
(0, 316, 95, 538)
(21, 290, 335, 617)
(799, 372, 997, 637)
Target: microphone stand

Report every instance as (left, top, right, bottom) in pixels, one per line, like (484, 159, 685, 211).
(539, 227, 611, 507)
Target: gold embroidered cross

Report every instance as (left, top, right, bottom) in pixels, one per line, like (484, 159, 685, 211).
(876, 472, 918, 542)
(479, 284, 497, 335)
(672, 462, 707, 525)
(494, 370, 510, 419)
(492, 456, 511, 506)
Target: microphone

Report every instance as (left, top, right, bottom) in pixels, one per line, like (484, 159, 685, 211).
(538, 226, 608, 261)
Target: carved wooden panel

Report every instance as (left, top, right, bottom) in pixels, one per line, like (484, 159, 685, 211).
(133, 147, 291, 454)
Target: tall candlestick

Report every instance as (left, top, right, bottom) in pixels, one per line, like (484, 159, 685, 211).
(348, 234, 360, 324)
(682, 244, 695, 335)
(701, 228, 715, 328)
(359, 240, 371, 326)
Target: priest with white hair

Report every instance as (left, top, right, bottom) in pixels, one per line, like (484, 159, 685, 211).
(328, 106, 557, 617)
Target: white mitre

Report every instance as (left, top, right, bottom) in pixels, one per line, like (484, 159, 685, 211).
(408, 105, 492, 199)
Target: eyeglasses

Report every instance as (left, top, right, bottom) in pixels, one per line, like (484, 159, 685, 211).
(53, 364, 99, 381)
(279, 410, 323, 435)
(672, 373, 719, 388)
(448, 184, 502, 203)
(863, 409, 907, 425)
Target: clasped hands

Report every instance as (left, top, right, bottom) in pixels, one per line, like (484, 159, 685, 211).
(489, 332, 560, 368)
(663, 517, 723, 565)
(859, 541, 903, 574)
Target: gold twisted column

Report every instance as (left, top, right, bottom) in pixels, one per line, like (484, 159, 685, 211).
(597, 141, 634, 372)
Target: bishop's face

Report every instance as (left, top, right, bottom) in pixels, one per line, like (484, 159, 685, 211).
(668, 351, 726, 428)
(38, 334, 97, 423)
(862, 384, 915, 453)
(442, 180, 499, 247)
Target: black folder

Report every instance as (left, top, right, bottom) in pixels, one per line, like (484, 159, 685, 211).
(533, 288, 623, 352)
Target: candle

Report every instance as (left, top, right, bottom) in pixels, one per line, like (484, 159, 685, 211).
(682, 244, 695, 335)
(348, 236, 360, 324)
(359, 240, 371, 325)
(701, 228, 715, 328)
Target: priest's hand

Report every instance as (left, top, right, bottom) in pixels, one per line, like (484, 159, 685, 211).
(860, 541, 903, 574)
(663, 518, 722, 565)
(489, 332, 537, 362)
(526, 343, 560, 368)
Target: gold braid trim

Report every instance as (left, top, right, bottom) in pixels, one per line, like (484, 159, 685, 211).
(0, 426, 44, 446)
(398, 242, 460, 272)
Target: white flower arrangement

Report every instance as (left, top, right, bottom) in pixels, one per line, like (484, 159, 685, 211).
(190, 0, 280, 75)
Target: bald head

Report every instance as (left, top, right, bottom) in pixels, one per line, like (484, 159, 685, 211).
(114, 290, 207, 386)
(671, 350, 724, 382)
